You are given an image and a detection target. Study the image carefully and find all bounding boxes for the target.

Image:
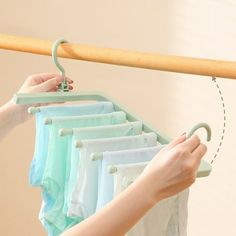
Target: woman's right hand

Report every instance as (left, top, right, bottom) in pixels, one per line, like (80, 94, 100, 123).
(140, 133, 207, 202)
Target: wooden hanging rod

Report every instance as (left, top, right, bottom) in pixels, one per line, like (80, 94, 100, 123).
(0, 34, 236, 80)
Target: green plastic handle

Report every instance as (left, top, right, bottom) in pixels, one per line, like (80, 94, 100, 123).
(52, 38, 70, 92)
(187, 122, 212, 141)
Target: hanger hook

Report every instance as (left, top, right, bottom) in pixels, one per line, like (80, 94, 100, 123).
(52, 38, 69, 92)
(187, 122, 211, 141)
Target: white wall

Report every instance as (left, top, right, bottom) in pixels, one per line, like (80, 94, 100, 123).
(0, 1, 235, 235)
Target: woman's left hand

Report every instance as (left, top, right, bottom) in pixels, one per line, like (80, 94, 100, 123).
(10, 73, 74, 123)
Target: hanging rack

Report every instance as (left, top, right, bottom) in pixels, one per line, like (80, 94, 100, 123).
(0, 34, 236, 80)
(0, 34, 215, 177)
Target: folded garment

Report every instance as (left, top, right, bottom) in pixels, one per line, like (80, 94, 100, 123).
(112, 162, 189, 236)
(63, 121, 143, 214)
(166, 189, 189, 236)
(41, 111, 126, 234)
(68, 133, 158, 219)
(30, 102, 114, 186)
(112, 162, 149, 196)
(96, 145, 163, 212)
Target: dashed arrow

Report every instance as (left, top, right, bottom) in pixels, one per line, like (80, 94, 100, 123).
(210, 77, 226, 164)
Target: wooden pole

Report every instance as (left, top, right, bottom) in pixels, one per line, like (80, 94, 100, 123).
(0, 34, 236, 79)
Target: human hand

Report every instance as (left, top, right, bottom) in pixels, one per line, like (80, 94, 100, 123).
(17, 73, 73, 93)
(140, 134, 207, 202)
(9, 73, 74, 124)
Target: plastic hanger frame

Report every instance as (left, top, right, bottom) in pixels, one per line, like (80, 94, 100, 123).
(14, 90, 212, 178)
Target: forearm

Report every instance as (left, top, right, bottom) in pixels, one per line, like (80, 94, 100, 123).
(0, 100, 26, 140)
(61, 175, 160, 236)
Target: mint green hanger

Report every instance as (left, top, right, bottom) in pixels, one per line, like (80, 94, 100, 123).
(187, 122, 211, 141)
(90, 122, 212, 177)
(52, 38, 69, 92)
(13, 38, 212, 178)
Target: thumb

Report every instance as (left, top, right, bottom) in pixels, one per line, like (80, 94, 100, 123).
(31, 76, 63, 92)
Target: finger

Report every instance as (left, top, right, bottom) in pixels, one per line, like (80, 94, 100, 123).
(27, 74, 74, 87)
(40, 75, 73, 85)
(32, 77, 63, 92)
(191, 143, 207, 163)
(28, 73, 59, 85)
(39, 75, 73, 83)
(48, 84, 73, 92)
(65, 77, 74, 84)
(49, 87, 59, 92)
(180, 134, 201, 153)
(164, 133, 187, 151)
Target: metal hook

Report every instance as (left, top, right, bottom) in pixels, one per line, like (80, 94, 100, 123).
(187, 122, 211, 141)
(52, 38, 69, 92)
